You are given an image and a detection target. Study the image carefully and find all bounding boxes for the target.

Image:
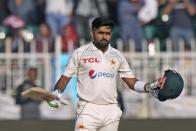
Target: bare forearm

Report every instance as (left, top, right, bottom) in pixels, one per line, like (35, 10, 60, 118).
(54, 75, 71, 92)
(184, 0, 195, 15)
(122, 78, 139, 90)
(163, 0, 178, 14)
(122, 77, 166, 94)
(163, 4, 174, 14)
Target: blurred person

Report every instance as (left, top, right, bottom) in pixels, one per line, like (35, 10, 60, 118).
(117, 0, 144, 52)
(138, 0, 158, 45)
(105, 0, 119, 48)
(15, 67, 41, 120)
(72, 0, 109, 42)
(2, 14, 31, 52)
(45, 0, 74, 37)
(0, 0, 10, 23)
(7, 0, 38, 25)
(35, 0, 46, 24)
(0, 0, 10, 52)
(118, 0, 158, 52)
(35, 23, 54, 52)
(61, 24, 78, 53)
(0, 26, 10, 52)
(138, 0, 158, 25)
(11, 28, 31, 52)
(6, 0, 38, 47)
(163, 0, 196, 51)
(146, 0, 171, 51)
(43, 17, 166, 131)
(106, 0, 118, 24)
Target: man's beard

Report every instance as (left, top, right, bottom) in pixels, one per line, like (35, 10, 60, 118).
(96, 40, 110, 48)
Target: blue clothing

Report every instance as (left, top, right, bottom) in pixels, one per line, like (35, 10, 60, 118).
(118, 0, 144, 51)
(8, 0, 37, 25)
(171, 1, 194, 29)
(170, 27, 194, 51)
(169, 0, 196, 51)
(46, 13, 71, 37)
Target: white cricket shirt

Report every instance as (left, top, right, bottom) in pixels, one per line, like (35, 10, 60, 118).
(63, 42, 135, 104)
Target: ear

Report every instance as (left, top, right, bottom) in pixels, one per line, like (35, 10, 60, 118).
(90, 31, 94, 41)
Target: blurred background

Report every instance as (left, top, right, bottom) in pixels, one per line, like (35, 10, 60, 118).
(0, 0, 196, 131)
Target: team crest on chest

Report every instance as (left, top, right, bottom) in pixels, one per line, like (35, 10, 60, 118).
(109, 58, 118, 69)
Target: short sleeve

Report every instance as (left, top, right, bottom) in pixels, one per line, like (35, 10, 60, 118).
(63, 50, 78, 77)
(118, 53, 135, 78)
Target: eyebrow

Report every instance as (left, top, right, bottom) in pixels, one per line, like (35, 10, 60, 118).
(97, 31, 112, 34)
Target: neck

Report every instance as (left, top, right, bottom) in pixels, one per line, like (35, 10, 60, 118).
(100, 47, 108, 53)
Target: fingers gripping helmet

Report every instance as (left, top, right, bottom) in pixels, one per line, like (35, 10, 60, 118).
(157, 69, 184, 101)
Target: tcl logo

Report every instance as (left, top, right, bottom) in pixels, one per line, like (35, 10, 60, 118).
(82, 58, 100, 63)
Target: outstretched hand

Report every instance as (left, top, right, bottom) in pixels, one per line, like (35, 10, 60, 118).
(156, 77, 167, 90)
(145, 77, 167, 98)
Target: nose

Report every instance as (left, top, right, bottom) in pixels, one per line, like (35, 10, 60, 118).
(103, 34, 107, 39)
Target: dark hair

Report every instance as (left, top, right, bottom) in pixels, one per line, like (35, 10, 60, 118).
(92, 17, 114, 31)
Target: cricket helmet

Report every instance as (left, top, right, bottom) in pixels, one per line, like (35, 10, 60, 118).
(157, 69, 184, 101)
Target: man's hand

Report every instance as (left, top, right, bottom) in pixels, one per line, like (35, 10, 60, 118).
(47, 90, 62, 108)
(145, 77, 167, 98)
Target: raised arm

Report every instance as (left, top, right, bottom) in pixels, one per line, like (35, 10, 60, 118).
(184, 0, 196, 16)
(163, 0, 177, 15)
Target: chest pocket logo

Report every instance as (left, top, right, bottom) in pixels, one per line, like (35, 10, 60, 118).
(109, 58, 118, 69)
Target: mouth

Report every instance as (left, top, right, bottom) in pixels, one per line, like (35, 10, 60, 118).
(100, 40, 109, 44)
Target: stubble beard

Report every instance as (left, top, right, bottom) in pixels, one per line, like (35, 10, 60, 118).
(96, 40, 110, 49)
